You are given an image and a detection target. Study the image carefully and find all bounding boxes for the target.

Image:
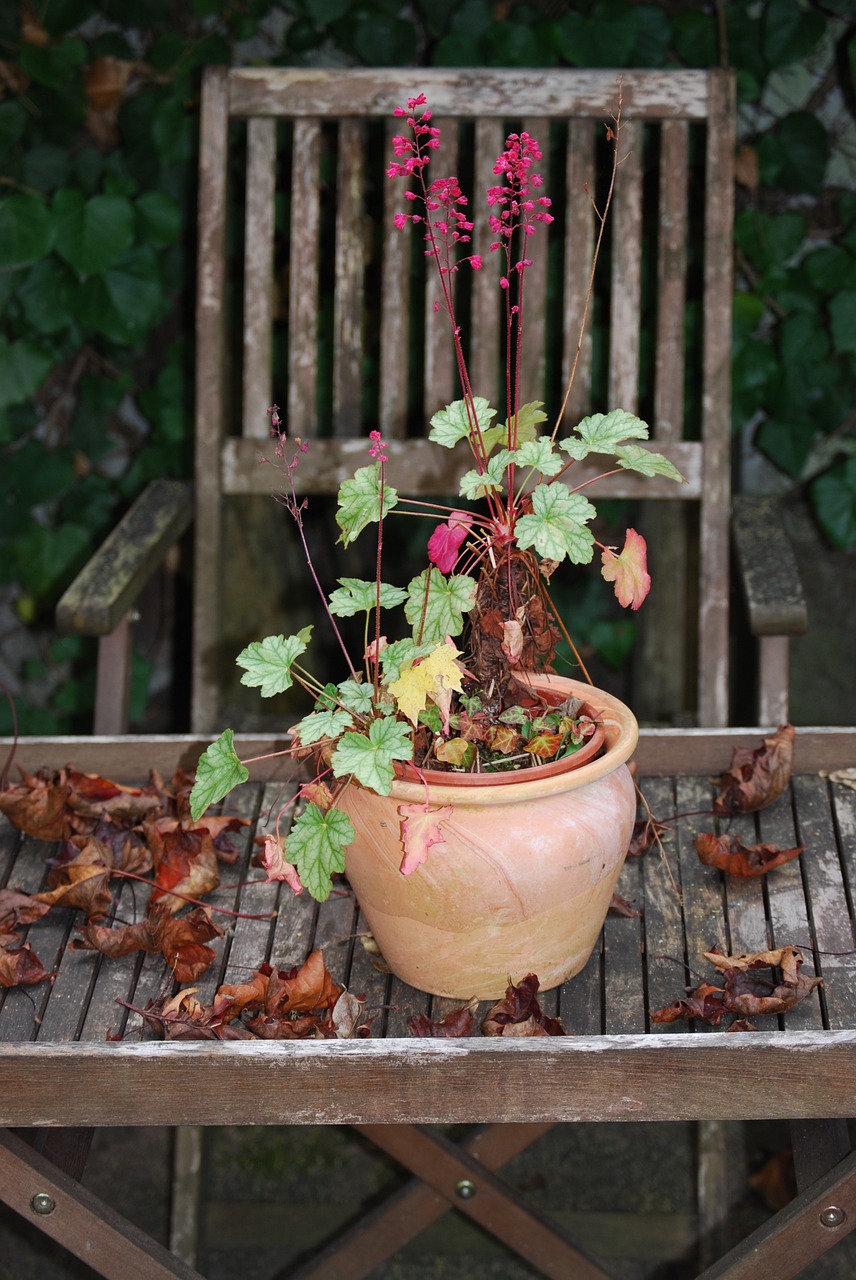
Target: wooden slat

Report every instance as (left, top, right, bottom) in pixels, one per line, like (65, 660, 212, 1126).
(287, 119, 322, 437)
(603, 852, 645, 1034)
(379, 119, 412, 438)
(333, 118, 366, 437)
(654, 120, 688, 440)
(227, 68, 712, 122)
(561, 119, 596, 425)
(221, 434, 704, 496)
(242, 117, 276, 439)
(518, 115, 550, 405)
(608, 119, 642, 412)
(193, 66, 230, 735)
(638, 776, 688, 1033)
(697, 69, 736, 728)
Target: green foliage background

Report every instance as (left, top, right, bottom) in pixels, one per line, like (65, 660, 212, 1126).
(1, 0, 854, 731)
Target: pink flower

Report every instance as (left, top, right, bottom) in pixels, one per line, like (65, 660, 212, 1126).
(427, 510, 473, 573)
(369, 430, 388, 462)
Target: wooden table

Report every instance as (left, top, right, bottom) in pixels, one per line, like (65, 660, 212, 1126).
(2, 728, 856, 1280)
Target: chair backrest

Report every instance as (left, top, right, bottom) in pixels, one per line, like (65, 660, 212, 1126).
(193, 66, 735, 733)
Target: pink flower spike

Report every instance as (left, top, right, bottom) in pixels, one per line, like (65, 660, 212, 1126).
(427, 510, 473, 573)
(369, 430, 389, 462)
(500, 276, 510, 289)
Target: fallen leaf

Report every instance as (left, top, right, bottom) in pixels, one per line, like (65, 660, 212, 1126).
(0, 768, 71, 840)
(627, 815, 669, 858)
(481, 974, 566, 1036)
(0, 941, 53, 988)
(409, 1001, 477, 1037)
(73, 901, 222, 983)
(0, 888, 52, 930)
(713, 725, 794, 815)
(143, 820, 220, 912)
(260, 834, 304, 892)
(651, 981, 727, 1026)
(608, 892, 639, 918)
(694, 832, 804, 877)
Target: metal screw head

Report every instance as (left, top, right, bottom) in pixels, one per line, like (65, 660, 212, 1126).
(455, 1178, 477, 1200)
(819, 1205, 846, 1229)
(31, 1193, 56, 1216)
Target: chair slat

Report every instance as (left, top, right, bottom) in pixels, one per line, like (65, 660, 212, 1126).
(243, 117, 276, 440)
(562, 120, 595, 426)
(608, 118, 642, 412)
(470, 118, 504, 408)
(654, 120, 689, 441)
(380, 120, 411, 439)
(288, 119, 322, 437)
(334, 118, 366, 437)
(517, 116, 550, 405)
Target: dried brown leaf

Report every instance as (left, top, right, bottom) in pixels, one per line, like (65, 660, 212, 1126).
(713, 725, 794, 816)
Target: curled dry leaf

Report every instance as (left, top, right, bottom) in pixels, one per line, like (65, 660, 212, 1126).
(0, 941, 53, 989)
(0, 768, 72, 841)
(73, 901, 222, 984)
(482, 973, 566, 1037)
(627, 815, 669, 858)
(694, 832, 804, 878)
(0, 888, 51, 930)
(143, 819, 220, 912)
(651, 944, 822, 1027)
(409, 999, 478, 1037)
(608, 892, 639, 918)
(713, 724, 795, 816)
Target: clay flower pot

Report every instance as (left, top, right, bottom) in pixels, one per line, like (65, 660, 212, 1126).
(338, 675, 639, 999)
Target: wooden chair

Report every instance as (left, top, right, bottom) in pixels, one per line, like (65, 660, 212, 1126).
(51, 65, 819, 1275)
(57, 64, 806, 736)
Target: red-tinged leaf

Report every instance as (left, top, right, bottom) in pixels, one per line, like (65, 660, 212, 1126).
(398, 803, 453, 876)
(144, 821, 220, 912)
(269, 949, 342, 1014)
(482, 974, 566, 1036)
(601, 527, 651, 611)
(409, 1003, 476, 1037)
(0, 941, 53, 988)
(298, 780, 334, 811)
(0, 768, 72, 840)
(73, 901, 222, 984)
(485, 724, 520, 754)
(500, 618, 524, 666)
(650, 981, 727, 1026)
(427, 510, 472, 573)
(217, 966, 271, 1021)
(702, 945, 823, 1017)
(434, 737, 475, 767)
(0, 888, 52, 929)
(726, 1019, 759, 1032)
(66, 771, 164, 824)
(695, 832, 804, 877)
(713, 724, 795, 816)
(627, 816, 669, 858)
(35, 858, 113, 920)
(523, 731, 563, 761)
(260, 834, 304, 892)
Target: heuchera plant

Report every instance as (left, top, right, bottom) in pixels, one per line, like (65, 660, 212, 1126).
(190, 91, 684, 902)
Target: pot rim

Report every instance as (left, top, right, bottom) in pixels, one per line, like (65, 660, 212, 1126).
(385, 675, 638, 807)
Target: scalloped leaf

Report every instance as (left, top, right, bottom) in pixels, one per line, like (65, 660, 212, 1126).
(514, 485, 596, 563)
(189, 730, 249, 820)
(286, 804, 354, 902)
(429, 396, 496, 448)
(336, 465, 399, 546)
(236, 628, 312, 697)
(405, 569, 478, 643)
(290, 706, 355, 746)
(459, 448, 515, 499)
(514, 436, 564, 477)
(614, 443, 685, 482)
(328, 577, 408, 617)
(331, 716, 414, 794)
(559, 409, 650, 461)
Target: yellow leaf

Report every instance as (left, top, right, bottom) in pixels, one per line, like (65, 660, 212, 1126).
(388, 641, 464, 725)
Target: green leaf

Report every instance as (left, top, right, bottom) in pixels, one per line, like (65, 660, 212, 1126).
(0, 195, 55, 267)
(337, 678, 376, 714)
(614, 444, 685, 482)
(236, 627, 313, 697)
(17, 258, 75, 335)
(134, 191, 181, 246)
(459, 448, 514, 499)
(336, 465, 399, 546)
(482, 401, 546, 454)
(758, 113, 829, 195)
(405, 569, 477, 643)
(19, 37, 87, 88)
(429, 396, 496, 448)
(734, 211, 806, 269)
(514, 484, 596, 564)
(755, 416, 815, 478)
(378, 638, 435, 684)
(559, 409, 650, 461)
(13, 522, 91, 597)
(331, 716, 414, 794)
(53, 190, 135, 276)
(513, 437, 564, 477)
(23, 143, 70, 194)
(71, 245, 165, 344)
(803, 248, 856, 295)
(556, 0, 639, 66)
(762, 0, 824, 68)
(0, 101, 27, 154)
(328, 577, 408, 617)
(351, 14, 418, 64)
(291, 706, 354, 746)
(829, 292, 856, 356)
(812, 458, 856, 550)
(286, 804, 354, 902)
(0, 339, 53, 411)
(189, 729, 249, 819)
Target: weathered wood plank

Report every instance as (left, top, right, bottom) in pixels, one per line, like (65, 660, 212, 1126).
(638, 776, 688, 1032)
(423, 117, 459, 419)
(608, 118, 642, 412)
(470, 118, 505, 406)
(333, 118, 366, 437)
(561, 118, 595, 423)
(242, 116, 276, 439)
(287, 118, 322, 437)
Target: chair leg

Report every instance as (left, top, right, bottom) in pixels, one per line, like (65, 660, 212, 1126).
(170, 1126, 203, 1267)
(94, 615, 133, 735)
(0, 1129, 202, 1280)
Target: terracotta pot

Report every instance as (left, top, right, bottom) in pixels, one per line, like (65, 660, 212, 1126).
(339, 675, 639, 999)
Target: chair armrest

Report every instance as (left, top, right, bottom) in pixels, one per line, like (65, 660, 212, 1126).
(56, 478, 194, 636)
(732, 493, 808, 637)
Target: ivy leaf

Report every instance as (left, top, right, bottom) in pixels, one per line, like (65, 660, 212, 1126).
(601, 528, 651, 610)
(514, 436, 564, 477)
(189, 730, 249, 820)
(331, 716, 414, 794)
(53, 189, 135, 276)
(236, 627, 312, 697)
(0, 195, 55, 267)
(286, 804, 354, 902)
(459, 449, 515, 499)
(514, 485, 596, 563)
(290, 706, 354, 746)
(429, 396, 496, 448)
(614, 444, 685, 483)
(812, 458, 856, 550)
(559, 409, 650, 462)
(328, 577, 408, 617)
(405, 569, 478, 643)
(336, 465, 398, 546)
(378, 638, 436, 684)
(0, 338, 53, 411)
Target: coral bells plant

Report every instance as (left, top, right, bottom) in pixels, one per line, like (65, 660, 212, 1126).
(190, 91, 684, 903)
